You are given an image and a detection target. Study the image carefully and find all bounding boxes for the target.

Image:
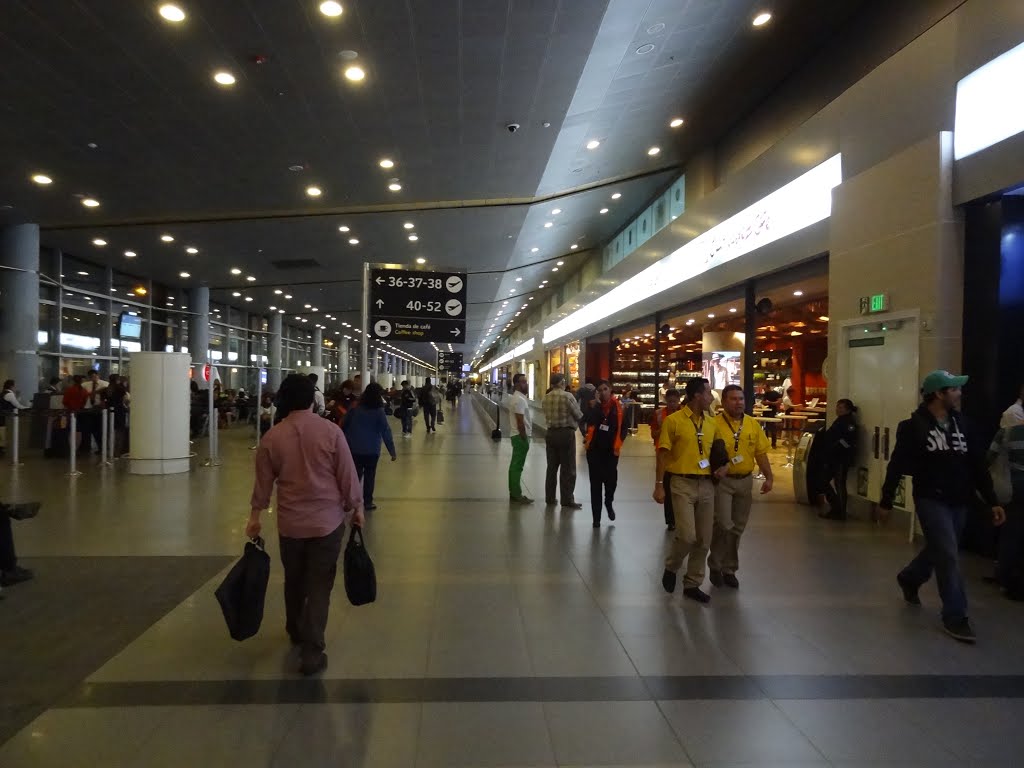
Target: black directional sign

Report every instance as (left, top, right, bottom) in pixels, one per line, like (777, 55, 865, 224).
(370, 268, 467, 342)
(438, 351, 464, 372)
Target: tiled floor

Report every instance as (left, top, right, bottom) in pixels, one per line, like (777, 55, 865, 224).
(1, 395, 1023, 766)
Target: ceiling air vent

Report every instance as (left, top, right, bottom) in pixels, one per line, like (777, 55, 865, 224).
(271, 258, 321, 270)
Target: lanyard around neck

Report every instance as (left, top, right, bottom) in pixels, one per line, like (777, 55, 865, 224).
(691, 412, 705, 456)
(722, 413, 743, 452)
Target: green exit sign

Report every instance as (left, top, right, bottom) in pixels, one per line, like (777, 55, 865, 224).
(859, 293, 889, 315)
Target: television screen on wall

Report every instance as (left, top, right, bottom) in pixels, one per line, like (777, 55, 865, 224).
(118, 312, 143, 340)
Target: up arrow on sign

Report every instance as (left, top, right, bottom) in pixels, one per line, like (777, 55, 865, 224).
(375, 299, 384, 308)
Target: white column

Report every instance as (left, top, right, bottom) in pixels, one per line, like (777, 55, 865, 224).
(340, 336, 350, 380)
(188, 286, 209, 382)
(128, 352, 192, 475)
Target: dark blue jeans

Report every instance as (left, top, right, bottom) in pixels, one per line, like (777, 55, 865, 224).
(402, 409, 413, 434)
(900, 498, 968, 620)
(352, 453, 379, 506)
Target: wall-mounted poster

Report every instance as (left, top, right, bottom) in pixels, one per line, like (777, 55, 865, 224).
(702, 351, 741, 391)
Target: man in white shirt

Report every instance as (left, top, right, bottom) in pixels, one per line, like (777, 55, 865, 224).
(1000, 384, 1024, 428)
(309, 373, 326, 416)
(507, 373, 533, 504)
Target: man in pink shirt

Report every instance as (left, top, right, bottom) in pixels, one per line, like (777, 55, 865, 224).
(247, 374, 365, 676)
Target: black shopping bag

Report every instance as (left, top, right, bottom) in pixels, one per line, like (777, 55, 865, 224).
(437, 409, 445, 424)
(215, 536, 271, 641)
(343, 526, 376, 606)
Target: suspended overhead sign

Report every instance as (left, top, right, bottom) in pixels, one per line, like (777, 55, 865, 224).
(542, 154, 842, 345)
(370, 268, 467, 342)
(437, 351, 464, 372)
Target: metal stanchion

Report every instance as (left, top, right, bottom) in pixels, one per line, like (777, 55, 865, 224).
(108, 410, 116, 462)
(68, 411, 83, 477)
(100, 407, 111, 467)
(204, 385, 221, 467)
(10, 411, 22, 467)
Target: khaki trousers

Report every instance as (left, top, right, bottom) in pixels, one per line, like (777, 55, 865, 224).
(708, 474, 754, 575)
(545, 427, 578, 504)
(664, 476, 715, 588)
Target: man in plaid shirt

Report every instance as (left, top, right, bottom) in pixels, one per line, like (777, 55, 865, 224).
(542, 374, 584, 509)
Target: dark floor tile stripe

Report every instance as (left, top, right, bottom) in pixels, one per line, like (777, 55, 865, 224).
(56, 674, 1024, 709)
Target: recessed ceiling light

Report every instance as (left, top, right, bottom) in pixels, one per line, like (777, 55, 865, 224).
(232, 292, 242, 297)
(402, 222, 415, 230)
(158, 4, 186, 22)
(320, 1, 343, 17)
(600, 208, 609, 214)
(729, 307, 738, 313)
(306, 186, 322, 197)
(82, 198, 100, 208)
(344, 66, 366, 82)
(408, 234, 418, 242)
(515, 277, 522, 282)
(670, 117, 685, 128)
(585, 139, 600, 150)
(179, 271, 191, 278)
(185, 246, 198, 254)
(530, 247, 539, 253)
(708, 313, 715, 318)
(416, 257, 427, 264)
(92, 238, 107, 247)
(274, 289, 283, 295)
(246, 276, 256, 282)
(794, 290, 804, 296)
(647, 146, 661, 156)
(31, 173, 52, 185)
(230, 268, 242, 275)
(551, 208, 562, 215)
(278, 309, 285, 314)
(161, 234, 174, 242)
(348, 238, 359, 245)
(77, 270, 89, 276)
(213, 71, 236, 86)
(305, 304, 312, 309)
(636, 43, 656, 55)
(556, 261, 564, 266)
(552, 267, 559, 272)
(245, 296, 254, 302)
(753, 11, 772, 27)
(285, 294, 293, 299)
(269, 306, 277, 311)
(338, 225, 350, 233)
(388, 181, 402, 192)
(379, 158, 394, 169)
(611, 192, 622, 200)
(124, 250, 136, 258)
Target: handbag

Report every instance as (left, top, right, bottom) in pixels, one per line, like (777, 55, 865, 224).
(214, 536, 271, 641)
(343, 526, 377, 606)
(437, 409, 445, 425)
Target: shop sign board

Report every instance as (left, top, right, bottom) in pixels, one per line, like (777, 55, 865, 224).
(370, 268, 467, 342)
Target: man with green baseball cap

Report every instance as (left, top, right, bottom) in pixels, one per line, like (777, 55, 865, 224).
(880, 370, 1005, 643)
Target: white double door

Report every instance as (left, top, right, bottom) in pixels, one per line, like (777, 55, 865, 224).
(837, 313, 920, 510)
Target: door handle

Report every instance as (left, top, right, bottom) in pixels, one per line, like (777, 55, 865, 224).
(883, 427, 890, 461)
(873, 426, 880, 460)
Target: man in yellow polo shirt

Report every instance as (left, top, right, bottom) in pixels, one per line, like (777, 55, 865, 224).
(654, 378, 729, 603)
(708, 385, 774, 589)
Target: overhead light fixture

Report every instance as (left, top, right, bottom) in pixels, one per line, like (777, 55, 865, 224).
(585, 139, 601, 150)
(161, 234, 174, 242)
(670, 117, 685, 128)
(320, 0, 343, 16)
(31, 173, 52, 185)
(133, 286, 148, 296)
(647, 146, 661, 156)
(752, 11, 772, 27)
(82, 198, 100, 208)
(729, 307, 738, 313)
(246, 275, 256, 282)
(611, 192, 621, 200)
(551, 208, 562, 215)
(231, 268, 242, 275)
(274, 289, 283, 295)
(515, 277, 522, 282)
(245, 296, 254, 302)
(92, 238, 107, 247)
(416, 257, 427, 264)
(793, 290, 804, 296)
(306, 186, 322, 197)
(570, 244, 578, 250)
(379, 158, 394, 169)
(344, 66, 366, 82)
(285, 294, 293, 299)
(158, 4, 186, 22)
(232, 292, 241, 297)
(269, 305, 277, 311)
(179, 271, 191, 278)
(124, 250, 137, 258)
(77, 271, 89, 276)
(818, 315, 830, 322)
(530, 247, 539, 253)
(408, 234, 418, 242)
(556, 261, 564, 266)
(338, 225, 350, 233)
(552, 267, 559, 272)
(544, 222, 553, 228)
(213, 71, 236, 86)
(388, 181, 402, 192)
(708, 313, 715, 318)
(600, 208, 609, 214)
(186, 246, 199, 254)
(348, 238, 359, 245)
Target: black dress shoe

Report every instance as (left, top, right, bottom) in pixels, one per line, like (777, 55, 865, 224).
(3, 502, 41, 521)
(662, 569, 677, 594)
(897, 572, 921, 605)
(0, 566, 34, 587)
(709, 570, 724, 587)
(683, 586, 711, 603)
(546, 499, 558, 506)
(606, 505, 616, 521)
(592, 521, 600, 528)
(561, 502, 583, 510)
(723, 573, 740, 589)
(300, 652, 328, 676)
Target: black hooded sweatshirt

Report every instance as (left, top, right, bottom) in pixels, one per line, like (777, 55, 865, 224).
(881, 404, 997, 508)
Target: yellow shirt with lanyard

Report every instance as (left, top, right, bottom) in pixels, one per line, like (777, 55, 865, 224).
(660, 405, 720, 476)
(714, 412, 770, 476)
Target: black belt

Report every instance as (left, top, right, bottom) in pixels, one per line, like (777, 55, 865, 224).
(670, 473, 711, 480)
(727, 473, 752, 479)
(549, 425, 576, 430)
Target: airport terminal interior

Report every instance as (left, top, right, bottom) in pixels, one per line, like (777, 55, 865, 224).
(4, 0, 1024, 765)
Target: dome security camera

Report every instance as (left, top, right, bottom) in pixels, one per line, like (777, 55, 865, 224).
(506, 123, 520, 134)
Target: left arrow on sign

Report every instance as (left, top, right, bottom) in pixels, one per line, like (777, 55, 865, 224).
(375, 277, 384, 285)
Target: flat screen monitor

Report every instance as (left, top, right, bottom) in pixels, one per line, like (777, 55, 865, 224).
(118, 312, 143, 340)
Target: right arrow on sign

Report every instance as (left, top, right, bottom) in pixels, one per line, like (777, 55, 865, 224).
(450, 328, 461, 336)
